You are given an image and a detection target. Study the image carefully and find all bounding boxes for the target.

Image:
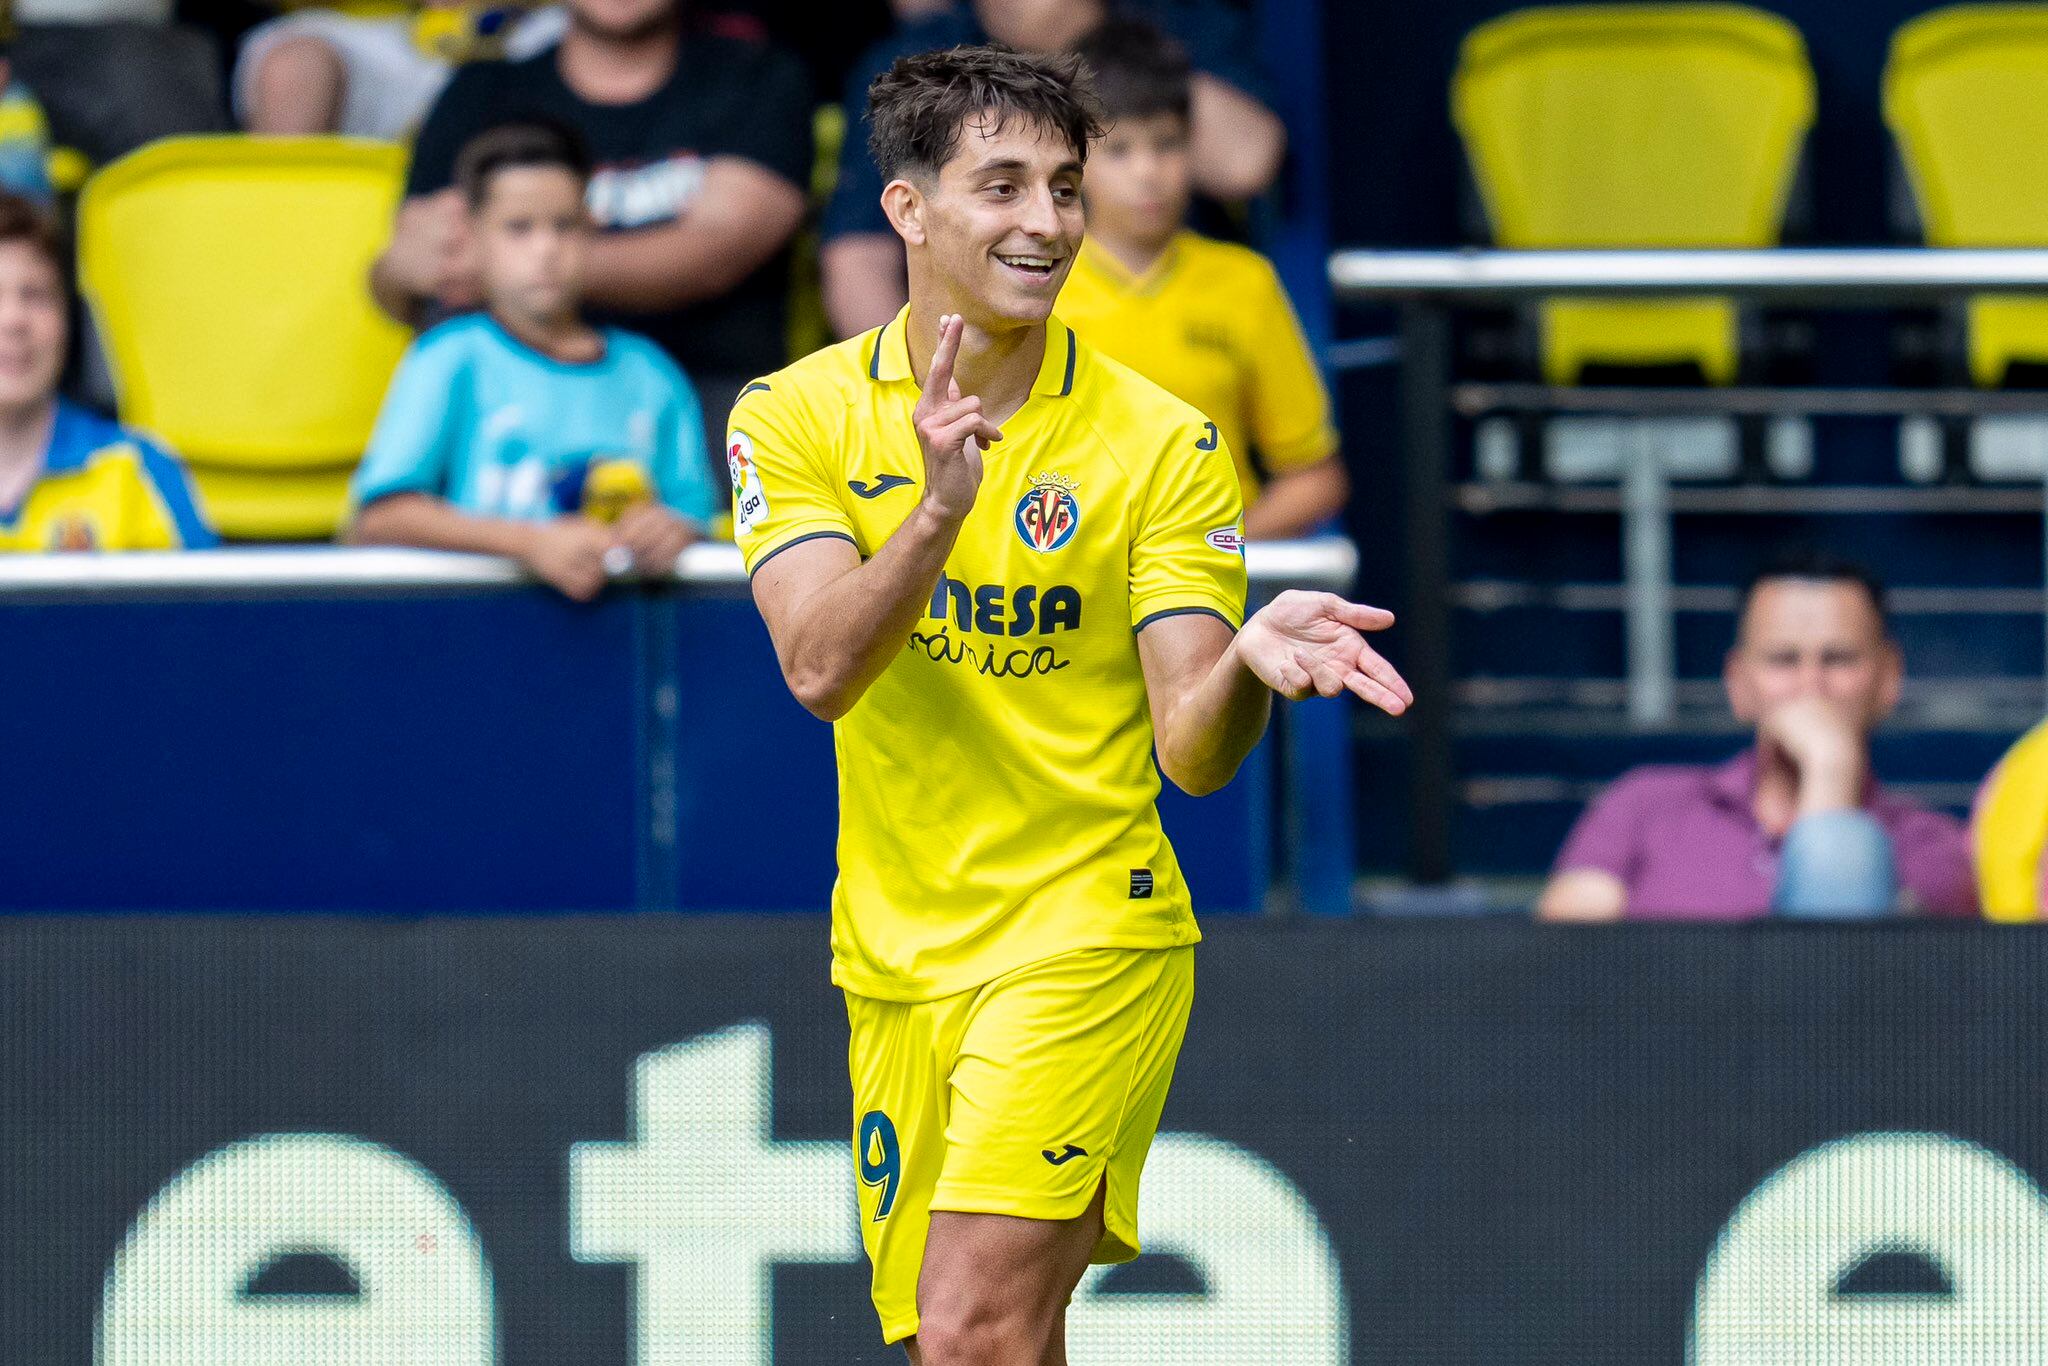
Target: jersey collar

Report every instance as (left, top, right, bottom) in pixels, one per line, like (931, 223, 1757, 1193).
(21, 396, 100, 475)
(868, 308, 1078, 398)
(1076, 232, 1187, 297)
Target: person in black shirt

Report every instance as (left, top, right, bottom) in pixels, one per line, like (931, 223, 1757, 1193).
(370, 0, 812, 466)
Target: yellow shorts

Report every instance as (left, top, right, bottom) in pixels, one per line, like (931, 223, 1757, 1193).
(844, 944, 1195, 1344)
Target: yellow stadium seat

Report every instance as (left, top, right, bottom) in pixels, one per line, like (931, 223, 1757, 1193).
(1453, 5, 1815, 385)
(1886, 6, 2048, 387)
(77, 136, 412, 539)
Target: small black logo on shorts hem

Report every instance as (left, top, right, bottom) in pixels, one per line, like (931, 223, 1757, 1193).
(1042, 1143, 1088, 1166)
(1130, 869, 1153, 899)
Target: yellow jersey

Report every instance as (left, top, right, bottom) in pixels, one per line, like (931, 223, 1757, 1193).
(0, 400, 215, 552)
(1055, 231, 1337, 506)
(730, 309, 1248, 1001)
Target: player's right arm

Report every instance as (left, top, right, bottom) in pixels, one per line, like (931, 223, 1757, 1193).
(746, 314, 1002, 721)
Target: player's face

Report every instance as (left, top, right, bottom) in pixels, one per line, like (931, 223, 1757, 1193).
(565, 0, 676, 44)
(0, 241, 66, 413)
(1725, 579, 1901, 730)
(1085, 112, 1191, 250)
(475, 166, 591, 326)
(916, 114, 1086, 327)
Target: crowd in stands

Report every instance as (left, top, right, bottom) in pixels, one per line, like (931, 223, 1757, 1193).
(0, 0, 2042, 919)
(0, 0, 1335, 550)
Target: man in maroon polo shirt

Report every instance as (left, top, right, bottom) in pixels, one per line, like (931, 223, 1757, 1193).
(1539, 554, 1977, 921)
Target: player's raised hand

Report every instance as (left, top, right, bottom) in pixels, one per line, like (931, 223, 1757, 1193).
(913, 313, 1002, 521)
(1236, 590, 1414, 715)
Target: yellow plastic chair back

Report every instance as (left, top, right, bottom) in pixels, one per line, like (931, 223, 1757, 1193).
(1454, 5, 1815, 384)
(1973, 716, 2048, 921)
(77, 136, 412, 539)
(1886, 6, 2048, 387)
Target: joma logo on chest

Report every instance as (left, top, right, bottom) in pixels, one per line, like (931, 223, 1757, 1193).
(930, 572, 1083, 636)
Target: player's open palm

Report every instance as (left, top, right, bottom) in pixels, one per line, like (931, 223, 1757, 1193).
(1238, 590, 1414, 715)
(913, 313, 1003, 521)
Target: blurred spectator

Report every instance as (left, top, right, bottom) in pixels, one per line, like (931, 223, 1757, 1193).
(1971, 717, 2048, 920)
(370, 0, 811, 464)
(0, 60, 52, 203)
(236, 0, 557, 141)
(350, 123, 715, 601)
(0, 194, 214, 550)
(8, 0, 226, 167)
(1538, 555, 1974, 921)
(820, 0, 1285, 338)
(1060, 18, 1343, 539)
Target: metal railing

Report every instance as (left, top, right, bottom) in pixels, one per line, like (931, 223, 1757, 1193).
(1329, 246, 2048, 882)
(0, 540, 1357, 597)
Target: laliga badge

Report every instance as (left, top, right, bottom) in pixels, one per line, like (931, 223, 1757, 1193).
(729, 430, 768, 534)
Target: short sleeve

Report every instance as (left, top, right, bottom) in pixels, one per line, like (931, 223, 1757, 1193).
(727, 381, 856, 575)
(404, 66, 497, 198)
(720, 44, 813, 189)
(135, 439, 218, 549)
(1242, 259, 1338, 475)
(352, 338, 468, 507)
(1551, 774, 1652, 881)
(1129, 416, 1249, 632)
(645, 351, 716, 526)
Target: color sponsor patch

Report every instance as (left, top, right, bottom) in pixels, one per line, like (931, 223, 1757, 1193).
(1206, 526, 1246, 554)
(728, 430, 768, 534)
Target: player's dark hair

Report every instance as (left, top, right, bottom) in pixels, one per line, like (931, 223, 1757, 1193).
(455, 120, 593, 209)
(1738, 551, 1890, 629)
(866, 43, 1105, 184)
(0, 192, 66, 283)
(1074, 18, 1192, 123)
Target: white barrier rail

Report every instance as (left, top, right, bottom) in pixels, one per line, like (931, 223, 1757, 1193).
(1329, 247, 2048, 300)
(1328, 244, 2048, 882)
(0, 539, 1357, 597)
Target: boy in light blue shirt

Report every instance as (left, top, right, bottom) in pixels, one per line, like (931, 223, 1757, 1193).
(350, 119, 715, 599)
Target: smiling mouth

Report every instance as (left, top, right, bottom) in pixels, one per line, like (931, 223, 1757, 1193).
(995, 252, 1062, 281)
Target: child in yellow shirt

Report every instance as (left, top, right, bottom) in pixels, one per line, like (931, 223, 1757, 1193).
(1060, 17, 1348, 538)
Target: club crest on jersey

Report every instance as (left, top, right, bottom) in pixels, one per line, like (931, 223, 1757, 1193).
(1014, 472, 1079, 553)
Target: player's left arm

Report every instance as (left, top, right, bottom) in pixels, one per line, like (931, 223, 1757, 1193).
(1139, 592, 1411, 796)
(1131, 417, 1408, 796)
